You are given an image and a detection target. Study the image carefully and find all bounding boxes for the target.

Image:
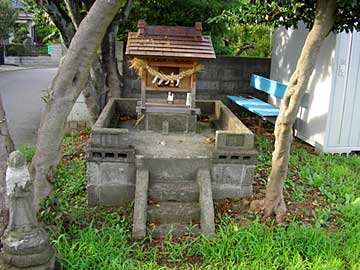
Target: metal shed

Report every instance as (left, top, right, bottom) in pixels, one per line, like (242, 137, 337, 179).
(270, 22, 360, 153)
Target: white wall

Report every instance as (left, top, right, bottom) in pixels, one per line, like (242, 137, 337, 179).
(270, 22, 336, 148)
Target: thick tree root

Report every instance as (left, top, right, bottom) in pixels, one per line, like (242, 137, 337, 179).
(263, 196, 287, 224)
(249, 199, 265, 211)
(250, 197, 287, 224)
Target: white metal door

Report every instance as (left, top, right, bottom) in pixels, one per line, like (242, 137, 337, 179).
(327, 31, 360, 152)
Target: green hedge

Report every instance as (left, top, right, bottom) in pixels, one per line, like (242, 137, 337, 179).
(5, 44, 50, 56)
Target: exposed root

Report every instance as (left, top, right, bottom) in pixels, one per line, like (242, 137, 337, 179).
(249, 199, 265, 211)
(263, 196, 287, 224)
(250, 197, 287, 224)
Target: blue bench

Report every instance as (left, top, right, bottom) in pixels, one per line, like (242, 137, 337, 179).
(227, 74, 287, 129)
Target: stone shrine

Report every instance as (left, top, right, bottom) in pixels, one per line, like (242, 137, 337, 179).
(86, 21, 257, 239)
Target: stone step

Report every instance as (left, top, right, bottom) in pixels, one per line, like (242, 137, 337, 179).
(136, 157, 210, 181)
(149, 223, 201, 238)
(148, 181, 199, 202)
(147, 202, 200, 224)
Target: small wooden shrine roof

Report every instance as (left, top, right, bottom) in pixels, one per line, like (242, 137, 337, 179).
(126, 20, 216, 60)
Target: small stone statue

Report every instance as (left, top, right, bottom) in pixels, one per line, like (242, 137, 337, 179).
(0, 151, 54, 270)
(167, 91, 174, 104)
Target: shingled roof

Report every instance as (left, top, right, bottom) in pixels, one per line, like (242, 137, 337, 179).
(125, 20, 216, 60)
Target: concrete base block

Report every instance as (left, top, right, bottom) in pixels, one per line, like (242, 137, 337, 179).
(87, 184, 100, 207)
(87, 161, 136, 207)
(99, 184, 135, 206)
(211, 149, 257, 165)
(88, 183, 135, 207)
(212, 184, 253, 200)
(211, 164, 255, 186)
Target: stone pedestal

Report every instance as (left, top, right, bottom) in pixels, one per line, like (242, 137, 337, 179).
(1, 228, 55, 270)
(0, 151, 55, 270)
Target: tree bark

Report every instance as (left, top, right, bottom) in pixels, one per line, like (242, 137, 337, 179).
(91, 57, 108, 110)
(102, 0, 133, 99)
(36, 0, 104, 125)
(251, 0, 337, 222)
(64, 0, 82, 30)
(35, 0, 75, 48)
(82, 75, 101, 126)
(102, 21, 123, 99)
(0, 94, 15, 237)
(31, 0, 124, 209)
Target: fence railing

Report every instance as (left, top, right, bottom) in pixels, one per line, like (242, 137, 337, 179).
(4, 44, 50, 57)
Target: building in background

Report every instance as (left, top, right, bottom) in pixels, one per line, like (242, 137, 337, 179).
(9, 0, 35, 44)
(270, 22, 360, 154)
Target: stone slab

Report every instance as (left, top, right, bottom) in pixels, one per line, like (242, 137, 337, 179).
(215, 130, 254, 150)
(132, 169, 149, 240)
(212, 184, 253, 200)
(137, 157, 210, 181)
(148, 180, 198, 202)
(197, 169, 215, 236)
(147, 202, 200, 224)
(150, 223, 200, 239)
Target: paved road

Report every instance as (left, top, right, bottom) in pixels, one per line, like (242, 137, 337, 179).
(0, 68, 57, 146)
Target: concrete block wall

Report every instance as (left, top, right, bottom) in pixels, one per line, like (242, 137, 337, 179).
(4, 43, 62, 68)
(123, 56, 271, 100)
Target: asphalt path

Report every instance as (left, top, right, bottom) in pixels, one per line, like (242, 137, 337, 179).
(0, 68, 57, 146)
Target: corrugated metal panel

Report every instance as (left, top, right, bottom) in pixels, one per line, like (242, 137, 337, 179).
(327, 31, 360, 152)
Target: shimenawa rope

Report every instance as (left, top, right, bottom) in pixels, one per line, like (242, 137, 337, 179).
(129, 58, 204, 81)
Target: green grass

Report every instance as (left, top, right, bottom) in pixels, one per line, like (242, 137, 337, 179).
(36, 134, 360, 270)
(17, 144, 36, 163)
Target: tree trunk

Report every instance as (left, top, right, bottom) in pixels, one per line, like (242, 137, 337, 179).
(82, 75, 101, 126)
(102, 18, 122, 99)
(31, 0, 124, 209)
(36, 0, 75, 48)
(91, 57, 108, 110)
(102, 0, 133, 99)
(251, 0, 337, 222)
(0, 94, 15, 237)
(36, 0, 104, 125)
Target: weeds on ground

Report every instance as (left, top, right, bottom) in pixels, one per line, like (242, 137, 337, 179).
(17, 144, 36, 162)
(18, 132, 360, 270)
